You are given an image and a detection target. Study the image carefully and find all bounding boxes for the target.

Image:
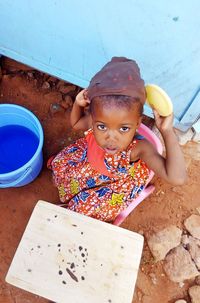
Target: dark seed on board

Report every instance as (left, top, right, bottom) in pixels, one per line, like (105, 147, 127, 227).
(70, 262, 75, 269)
(66, 268, 78, 282)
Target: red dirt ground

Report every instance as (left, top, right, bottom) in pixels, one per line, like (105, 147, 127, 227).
(0, 58, 199, 303)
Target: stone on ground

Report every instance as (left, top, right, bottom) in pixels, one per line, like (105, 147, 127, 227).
(183, 236, 200, 270)
(174, 128, 195, 145)
(196, 207, 200, 215)
(184, 215, 200, 240)
(188, 285, 200, 303)
(164, 245, 199, 282)
(58, 84, 76, 94)
(147, 225, 182, 261)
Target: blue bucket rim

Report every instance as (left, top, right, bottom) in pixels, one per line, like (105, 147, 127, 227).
(0, 103, 44, 177)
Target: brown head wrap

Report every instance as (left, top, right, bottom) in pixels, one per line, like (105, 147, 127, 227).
(87, 57, 146, 104)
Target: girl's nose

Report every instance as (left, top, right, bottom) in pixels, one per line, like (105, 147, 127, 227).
(106, 130, 117, 141)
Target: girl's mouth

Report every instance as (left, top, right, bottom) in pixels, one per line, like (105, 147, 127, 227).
(104, 147, 118, 155)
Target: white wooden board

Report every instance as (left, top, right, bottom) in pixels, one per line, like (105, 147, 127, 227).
(6, 200, 144, 303)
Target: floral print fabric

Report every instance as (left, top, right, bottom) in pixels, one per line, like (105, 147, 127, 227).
(51, 130, 150, 222)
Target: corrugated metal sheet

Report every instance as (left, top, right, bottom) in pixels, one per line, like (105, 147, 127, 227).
(0, 0, 199, 130)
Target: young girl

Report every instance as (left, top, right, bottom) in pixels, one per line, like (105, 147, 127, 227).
(49, 57, 187, 222)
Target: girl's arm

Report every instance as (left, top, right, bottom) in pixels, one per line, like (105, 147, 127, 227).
(137, 111, 187, 185)
(70, 89, 92, 131)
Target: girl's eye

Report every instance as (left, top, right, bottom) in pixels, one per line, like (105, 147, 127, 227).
(120, 126, 130, 132)
(97, 124, 106, 131)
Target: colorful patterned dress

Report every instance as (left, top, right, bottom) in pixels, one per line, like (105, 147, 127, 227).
(51, 129, 150, 222)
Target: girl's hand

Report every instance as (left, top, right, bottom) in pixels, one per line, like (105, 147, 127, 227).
(153, 110, 174, 133)
(75, 89, 90, 107)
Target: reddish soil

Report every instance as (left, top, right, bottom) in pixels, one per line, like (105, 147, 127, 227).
(0, 58, 199, 303)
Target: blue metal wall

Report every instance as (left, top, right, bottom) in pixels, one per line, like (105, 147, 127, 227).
(0, 0, 199, 130)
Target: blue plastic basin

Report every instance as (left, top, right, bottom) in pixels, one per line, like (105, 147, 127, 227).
(0, 104, 44, 188)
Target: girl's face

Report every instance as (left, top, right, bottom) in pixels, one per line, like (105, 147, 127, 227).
(91, 102, 141, 155)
